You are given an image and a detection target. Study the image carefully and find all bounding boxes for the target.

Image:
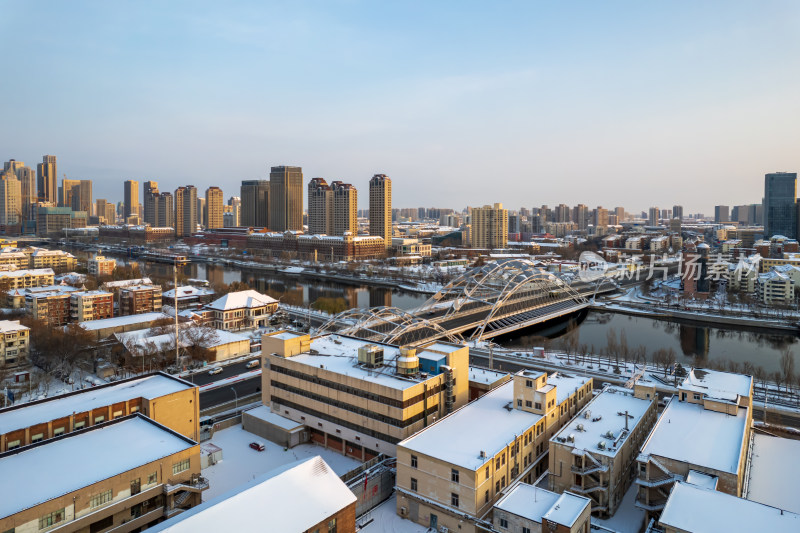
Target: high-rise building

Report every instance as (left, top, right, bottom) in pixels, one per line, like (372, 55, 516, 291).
(70, 180, 92, 214)
(0, 173, 21, 226)
(308, 178, 333, 235)
(648, 207, 659, 226)
(206, 186, 224, 229)
(269, 166, 303, 232)
(573, 204, 589, 230)
(3, 161, 35, 224)
(157, 192, 174, 228)
(59, 178, 80, 208)
(554, 203, 571, 223)
(614, 206, 625, 223)
(175, 186, 197, 237)
(240, 180, 269, 228)
(143, 180, 159, 226)
(714, 205, 730, 223)
(124, 180, 140, 219)
(472, 203, 508, 249)
(36, 155, 57, 204)
(369, 174, 392, 249)
(595, 206, 609, 227)
(226, 196, 241, 227)
(95, 199, 115, 224)
(764, 172, 797, 239)
(673, 205, 684, 220)
(332, 181, 357, 236)
(196, 197, 206, 227)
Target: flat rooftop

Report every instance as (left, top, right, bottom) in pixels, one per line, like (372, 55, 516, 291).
(468, 366, 509, 386)
(551, 386, 651, 458)
(659, 482, 800, 532)
(149, 456, 356, 532)
(245, 405, 304, 431)
(680, 368, 752, 403)
(270, 331, 305, 341)
(422, 342, 463, 354)
(495, 483, 559, 524)
(400, 380, 542, 470)
(745, 433, 800, 514)
(542, 491, 591, 527)
(0, 415, 195, 519)
(547, 373, 591, 405)
(0, 373, 193, 435)
(640, 398, 747, 474)
(79, 311, 170, 331)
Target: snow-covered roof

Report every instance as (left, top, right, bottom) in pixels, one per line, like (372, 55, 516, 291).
(422, 342, 463, 354)
(0, 268, 54, 278)
(745, 433, 800, 514)
(0, 415, 195, 519)
(200, 329, 250, 348)
(680, 368, 752, 403)
(400, 380, 542, 470)
(541, 491, 591, 527)
(546, 372, 591, 406)
(659, 482, 800, 533)
(271, 331, 305, 341)
(149, 456, 356, 533)
(0, 320, 28, 333)
(685, 469, 718, 490)
(79, 312, 170, 331)
(494, 483, 559, 524)
(163, 286, 215, 299)
(245, 405, 304, 431)
(639, 398, 747, 474)
(550, 386, 652, 458)
(101, 277, 153, 288)
(0, 373, 193, 434)
(468, 367, 509, 386)
(206, 290, 277, 311)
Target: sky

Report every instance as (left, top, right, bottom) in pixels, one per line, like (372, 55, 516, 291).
(2, 1, 800, 214)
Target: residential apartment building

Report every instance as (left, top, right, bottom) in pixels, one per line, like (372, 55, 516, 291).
(205, 186, 224, 229)
(142, 180, 159, 226)
(262, 332, 471, 458)
(124, 179, 140, 219)
(396, 370, 593, 533)
(31, 248, 77, 270)
(307, 177, 333, 235)
(205, 290, 278, 331)
(240, 179, 269, 228)
(0, 371, 200, 450)
(269, 166, 303, 231)
(369, 174, 392, 249)
(493, 484, 591, 533)
(70, 179, 93, 214)
(119, 284, 163, 315)
(196, 197, 206, 228)
(756, 269, 794, 304)
(0, 268, 55, 290)
(0, 320, 29, 368)
(96, 198, 117, 224)
(175, 186, 198, 237)
(549, 384, 657, 518)
(70, 290, 114, 322)
(472, 203, 508, 249)
(157, 191, 175, 228)
(332, 181, 358, 236)
(247, 232, 386, 261)
(163, 286, 215, 310)
(88, 254, 117, 276)
(0, 415, 206, 533)
(28, 290, 72, 325)
(0, 172, 21, 227)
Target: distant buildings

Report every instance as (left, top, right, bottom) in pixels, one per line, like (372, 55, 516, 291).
(369, 174, 392, 249)
(648, 207, 659, 226)
(714, 204, 730, 223)
(119, 284, 163, 316)
(143, 180, 159, 226)
(269, 166, 303, 231)
(175, 185, 198, 237)
(0, 172, 21, 226)
(240, 179, 269, 228)
(205, 186, 223, 229)
(123, 179, 140, 219)
(307, 178, 358, 236)
(36, 155, 57, 204)
(472, 203, 508, 249)
(764, 171, 797, 239)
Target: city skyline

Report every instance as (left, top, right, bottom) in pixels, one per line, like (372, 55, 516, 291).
(3, 2, 799, 212)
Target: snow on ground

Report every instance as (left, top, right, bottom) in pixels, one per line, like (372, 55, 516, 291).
(357, 496, 429, 533)
(593, 482, 645, 533)
(201, 424, 362, 501)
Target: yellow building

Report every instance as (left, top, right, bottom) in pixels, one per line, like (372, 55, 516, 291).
(205, 186, 224, 229)
(0, 268, 55, 290)
(493, 484, 592, 533)
(396, 371, 593, 533)
(0, 320, 29, 368)
(261, 332, 470, 458)
(369, 174, 392, 249)
(88, 255, 116, 277)
(472, 203, 508, 249)
(205, 290, 278, 331)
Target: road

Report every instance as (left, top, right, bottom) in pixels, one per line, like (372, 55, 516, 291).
(199, 376, 261, 410)
(181, 357, 260, 387)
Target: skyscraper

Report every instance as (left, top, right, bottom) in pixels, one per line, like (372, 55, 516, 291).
(96, 199, 115, 224)
(240, 180, 269, 228)
(143, 181, 159, 226)
(595, 206, 609, 227)
(472, 203, 508, 249)
(124, 180, 140, 219)
(369, 174, 392, 249)
(714, 205, 730, 224)
(573, 204, 589, 230)
(672, 205, 684, 220)
(614, 206, 625, 223)
(308, 178, 333, 235)
(554, 204, 571, 223)
(648, 207, 659, 226)
(59, 179, 80, 208)
(175, 186, 197, 237)
(764, 172, 797, 239)
(228, 196, 241, 227)
(269, 166, 303, 232)
(206, 186, 224, 229)
(0, 173, 21, 226)
(332, 181, 357, 236)
(157, 192, 174, 228)
(70, 180, 93, 214)
(36, 155, 57, 204)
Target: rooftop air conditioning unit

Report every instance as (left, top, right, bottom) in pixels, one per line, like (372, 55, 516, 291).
(598, 441, 607, 450)
(605, 430, 615, 439)
(576, 423, 585, 432)
(567, 434, 575, 443)
(400, 507, 407, 517)
(358, 344, 384, 368)
(479, 451, 487, 459)
(583, 410, 592, 419)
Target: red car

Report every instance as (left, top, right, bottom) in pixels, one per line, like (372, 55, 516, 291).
(249, 441, 265, 451)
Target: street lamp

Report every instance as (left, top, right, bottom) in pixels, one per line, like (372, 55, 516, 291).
(230, 387, 239, 410)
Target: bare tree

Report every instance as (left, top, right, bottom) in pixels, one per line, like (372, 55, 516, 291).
(780, 349, 796, 397)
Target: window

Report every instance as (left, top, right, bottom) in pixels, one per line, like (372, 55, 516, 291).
(172, 459, 190, 475)
(410, 455, 417, 468)
(74, 421, 85, 429)
(535, 402, 542, 410)
(53, 427, 65, 436)
(39, 508, 65, 529)
(113, 410, 123, 419)
(7, 440, 20, 450)
(525, 379, 533, 388)
(451, 468, 459, 483)
(517, 399, 522, 407)
(495, 458, 500, 469)
(499, 517, 508, 528)
(523, 528, 531, 533)
(485, 466, 490, 478)
(693, 394, 701, 400)
(31, 433, 43, 443)
(327, 517, 337, 533)
(484, 490, 489, 504)
(451, 493, 459, 508)
(496, 481, 500, 492)
(90, 490, 113, 508)
(525, 400, 532, 408)
(501, 476, 506, 488)
(94, 415, 105, 424)
(147, 472, 158, 485)
(411, 478, 417, 492)
(501, 453, 505, 465)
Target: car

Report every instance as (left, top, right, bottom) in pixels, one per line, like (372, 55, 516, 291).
(246, 360, 259, 369)
(249, 441, 265, 451)
(208, 367, 223, 376)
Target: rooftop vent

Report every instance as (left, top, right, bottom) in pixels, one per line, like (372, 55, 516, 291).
(576, 423, 585, 432)
(479, 451, 487, 459)
(583, 410, 592, 419)
(358, 344, 384, 368)
(567, 434, 575, 443)
(597, 441, 607, 450)
(604, 430, 615, 439)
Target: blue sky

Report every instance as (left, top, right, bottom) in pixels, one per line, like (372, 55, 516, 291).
(2, 1, 799, 213)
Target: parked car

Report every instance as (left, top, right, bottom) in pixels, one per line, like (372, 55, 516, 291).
(208, 367, 223, 376)
(246, 360, 259, 369)
(249, 441, 265, 452)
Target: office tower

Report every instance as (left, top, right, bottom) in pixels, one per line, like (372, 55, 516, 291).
(614, 206, 625, 223)
(472, 203, 508, 249)
(36, 155, 57, 203)
(4, 160, 35, 223)
(648, 207, 659, 226)
(554, 203, 571, 223)
(308, 178, 333, 235)
(206, 186, 224, 229)
(197, 197, 206, 227)
(157, 192, 174, 228)
(228, 196, 241, 227)
(369, 174, 392, 249)
(595, 206, 609, 227)
(764, 172, 797, 238)
(0, 173, 21, 226)
(68, 180, 92, 214)
(332, 181, 357, 236)
(124, 180, 140, 219)
(240, 180, 269, 228)
(96, 199, 115, 224)
(175, 186, 197, 237)
(573, 204, 589, 229)
(269, 166, 303, 231)
(59, 179, 79, 208)
(714, 205, 730, 223)
(143, 180, 159, 226)
(672, 205, 684, 220)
